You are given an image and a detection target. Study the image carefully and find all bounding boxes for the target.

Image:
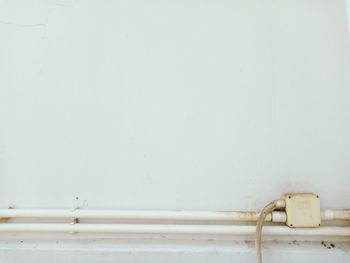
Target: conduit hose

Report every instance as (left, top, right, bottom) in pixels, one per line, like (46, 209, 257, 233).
(256, 200, 286, 263)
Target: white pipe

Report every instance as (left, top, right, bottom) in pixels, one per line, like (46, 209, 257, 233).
(0, 209, 283, 222)
(321, 209, 350, 220)
(0, 209, 348, 222)
(0, 223, 348, 237)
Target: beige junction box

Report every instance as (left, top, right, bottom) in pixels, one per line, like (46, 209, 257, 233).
(285, 193, 321, 228)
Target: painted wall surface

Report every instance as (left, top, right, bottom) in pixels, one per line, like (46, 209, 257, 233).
(0, 240, 349, 263)
(0, 0, 350, 211)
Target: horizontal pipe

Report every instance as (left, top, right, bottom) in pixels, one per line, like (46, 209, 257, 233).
(0, 224, 348, 237)
(0, 209, 348, 222)
(321, 209, 350, 220)
(0, 209, 281, 222)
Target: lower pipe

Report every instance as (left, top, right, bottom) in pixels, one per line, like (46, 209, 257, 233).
(0, 224, 348, 237)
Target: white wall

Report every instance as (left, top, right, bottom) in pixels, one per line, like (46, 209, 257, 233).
(0, 240, 349, 263)
(1, 0, 350, 211)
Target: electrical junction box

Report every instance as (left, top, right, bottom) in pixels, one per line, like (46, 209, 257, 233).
(285, 193, 321, 228)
